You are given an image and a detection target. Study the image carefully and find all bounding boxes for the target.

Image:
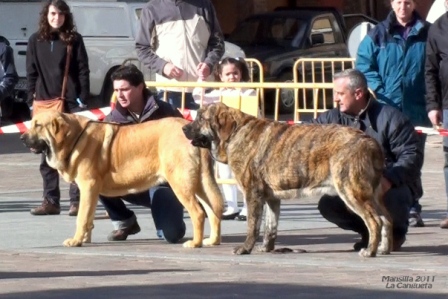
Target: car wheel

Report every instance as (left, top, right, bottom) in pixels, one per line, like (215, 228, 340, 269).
(277, 73, 295, 114)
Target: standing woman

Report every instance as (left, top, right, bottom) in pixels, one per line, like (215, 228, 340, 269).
(27, 0, 89, 216)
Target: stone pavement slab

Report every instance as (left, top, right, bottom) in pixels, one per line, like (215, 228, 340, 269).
(0, 136, 447, 298)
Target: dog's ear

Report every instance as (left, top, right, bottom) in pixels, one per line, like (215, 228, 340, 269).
(52, 114, 70, 137)
(217, 110, 236, 143)
(51, 118, 60, 135)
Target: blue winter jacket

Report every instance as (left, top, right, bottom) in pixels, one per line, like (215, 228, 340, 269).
(356, 11, 431, 127)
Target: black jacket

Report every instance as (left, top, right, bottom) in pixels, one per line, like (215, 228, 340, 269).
(313, 99, 424, 198)
(26, 32, 89, 110)
(426, 12, 448, 112)
(0, 36, 18, 103)
(105, 90, 182, 124)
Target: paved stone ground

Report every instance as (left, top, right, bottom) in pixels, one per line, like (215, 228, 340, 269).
(0, 136, 447, 298)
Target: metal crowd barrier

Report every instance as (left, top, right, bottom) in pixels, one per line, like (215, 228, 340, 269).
(292, 58, 355, 121)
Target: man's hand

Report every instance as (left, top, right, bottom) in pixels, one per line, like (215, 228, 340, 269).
(381, 177, 392, 196)
(163, 63, 183, 79)
(428, 109, 442, 127)
(196, 62, 210, 80)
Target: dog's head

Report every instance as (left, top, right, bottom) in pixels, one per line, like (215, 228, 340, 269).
(182, 103, 240, 162)
(20, 111, 87, 168)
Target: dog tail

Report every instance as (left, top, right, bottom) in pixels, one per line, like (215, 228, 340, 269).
(198, 149, 224, 219)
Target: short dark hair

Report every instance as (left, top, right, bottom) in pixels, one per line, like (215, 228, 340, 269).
(214, 57, 250, 82)
(111, 64, 145, 87)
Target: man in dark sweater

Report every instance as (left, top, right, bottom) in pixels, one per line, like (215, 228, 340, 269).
(425, 1, 448, 229)
(100, 64, 186, 243)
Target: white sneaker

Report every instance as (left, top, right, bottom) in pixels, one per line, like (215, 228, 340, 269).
(222, 208, 239, 220)
(223, 207, 239, 216)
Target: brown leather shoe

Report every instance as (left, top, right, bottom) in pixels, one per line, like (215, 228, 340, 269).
(440, 218, 448, 229)
(107, 221, 141, 241)
(30, 198, 60, 215)
(68, 203, 79, 217)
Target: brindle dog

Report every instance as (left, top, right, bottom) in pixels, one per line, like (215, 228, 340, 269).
(183, 103, 392, 257)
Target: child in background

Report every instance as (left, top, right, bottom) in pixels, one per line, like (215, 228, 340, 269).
(193, 57, 256, 220)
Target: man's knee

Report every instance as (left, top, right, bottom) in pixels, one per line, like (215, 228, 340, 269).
(151, 186, 186, 243)
(163, 221, 186, 244)
(318, 195, 347, 223)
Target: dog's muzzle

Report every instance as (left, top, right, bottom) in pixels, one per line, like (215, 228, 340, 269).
(191, 135, 211, 148)
(20, 133, 49, 154)
(182, 124, 211, 149)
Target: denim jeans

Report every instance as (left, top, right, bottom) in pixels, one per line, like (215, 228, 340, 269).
(317, 184, 413, 239)
(443, 109, 448, 216)
(99, 185, 186, 243)
(157, 91, 199, 110)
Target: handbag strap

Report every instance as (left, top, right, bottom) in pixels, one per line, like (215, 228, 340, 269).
(60, 44, 72, 99)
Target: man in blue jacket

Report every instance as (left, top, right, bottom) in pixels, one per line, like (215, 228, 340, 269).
(100, 64, 186, 243)
(0, 35, 18, 123)
(355, 0, 429, 227)
(314, 69, 423, 251)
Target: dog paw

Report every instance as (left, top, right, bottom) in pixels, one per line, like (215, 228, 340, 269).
(82, 236, 92, 244)
(256, 244, 273, 253)
(182, 240, 202, 248)
(63, 238, 82, 247)
(203, 237, 220, 246)
(378, 244, 391, 255)
(233, 245, 251, 255)
(358, 248, 376, 258)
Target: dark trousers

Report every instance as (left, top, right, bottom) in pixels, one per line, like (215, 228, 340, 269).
(157, 91, 199, 110)
(317, 185, 413, 239)
(99, 185, 186, 244)
(39, 105, 83, 205)
(443, 109, 448, 216)
(40, 153, 79, 205)
(410, 133, 426, 214)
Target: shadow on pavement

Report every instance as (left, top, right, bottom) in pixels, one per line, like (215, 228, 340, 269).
(0, 269, 193, 279)
(0, 283, 445, 299)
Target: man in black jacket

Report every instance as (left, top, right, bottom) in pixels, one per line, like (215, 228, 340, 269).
(425, 2, 448, 229)
(314, 69, 423, 251)
(0, 35, 18, 123)
(100, 64, 186, 243)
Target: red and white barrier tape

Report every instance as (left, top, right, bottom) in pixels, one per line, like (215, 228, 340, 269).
(0, 107, 111, 134)
(414, 126, 448, 137)
(2, 107, 447, 137)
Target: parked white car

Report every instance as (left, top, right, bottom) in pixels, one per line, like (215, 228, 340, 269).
(0, 1, 245, 111)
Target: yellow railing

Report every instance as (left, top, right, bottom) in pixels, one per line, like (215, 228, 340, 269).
(292, 58, 355, 121)
(244, 58, 265, 118)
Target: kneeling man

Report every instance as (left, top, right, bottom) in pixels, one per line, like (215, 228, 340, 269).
(313, 69, 423, 251)
(100, 64, 186, 243)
